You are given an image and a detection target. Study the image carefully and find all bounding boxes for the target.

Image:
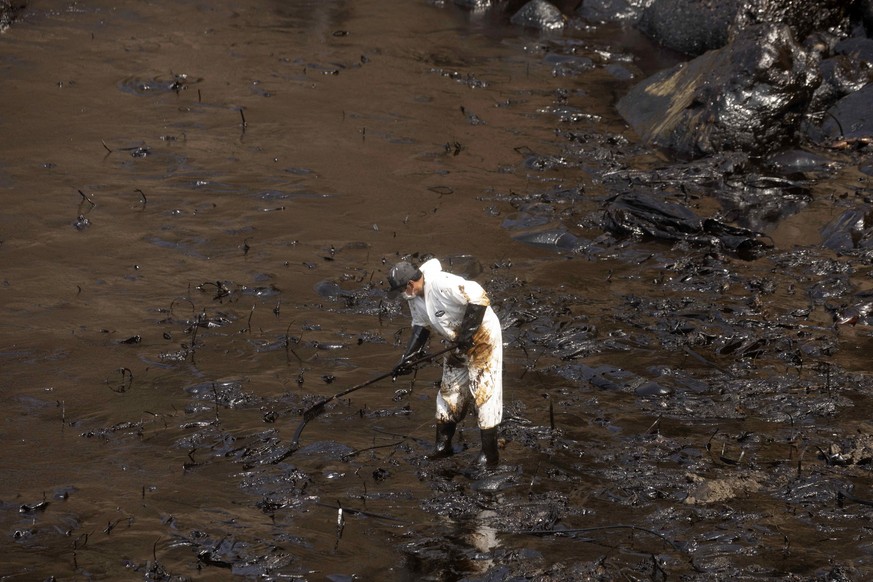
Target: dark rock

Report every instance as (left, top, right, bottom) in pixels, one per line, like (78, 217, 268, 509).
(635, 381, 672, 396)
(616, 23, 819, 158)
(0, 0, 21, 32)
(454, 0, 491, 8)
(592, 1, 848, 57)
(544, 52, 595, 76)
(812, 54, 873, 114)
(814, 82, 873, 141)
(638, 0, 742, 56)
(766, 149, 838, 175)
(834, 36, 873, 64)
(576, 0, 655, 24)
(729, 0, 851, 45)
(512, 228, 585, 250)
(603, 191, 773, 258)
(821, 207, 873, 252)
(510, 0, 566, 30)
(804, 33, 873, 117)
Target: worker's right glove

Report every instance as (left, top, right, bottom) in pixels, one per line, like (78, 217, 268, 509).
(393, 325, 430, 379)
(391, 362, 413, 378)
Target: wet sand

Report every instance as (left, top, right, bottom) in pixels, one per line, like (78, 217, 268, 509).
(3, 1, 873, 580)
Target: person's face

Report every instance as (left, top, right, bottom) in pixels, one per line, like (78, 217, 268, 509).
(403, 277, 423, 299)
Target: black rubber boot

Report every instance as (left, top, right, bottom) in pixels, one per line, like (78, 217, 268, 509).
(428, 422, 456, 459)
(475, 427, 499, 467)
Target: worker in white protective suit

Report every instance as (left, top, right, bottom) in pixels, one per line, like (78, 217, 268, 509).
(386, 258, 503, 467)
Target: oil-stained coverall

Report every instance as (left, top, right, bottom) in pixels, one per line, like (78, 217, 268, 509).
(387, 258, 503, 466)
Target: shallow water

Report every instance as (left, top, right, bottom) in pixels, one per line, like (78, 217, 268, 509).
(3, 1, 873, 580)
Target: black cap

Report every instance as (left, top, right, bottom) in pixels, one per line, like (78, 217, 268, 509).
(386, 261, 421, 299)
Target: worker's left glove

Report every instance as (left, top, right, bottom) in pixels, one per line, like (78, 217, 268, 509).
(455, 303, 487, 352)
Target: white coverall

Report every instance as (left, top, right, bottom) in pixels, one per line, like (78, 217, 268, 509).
(405, 258, 503, 430)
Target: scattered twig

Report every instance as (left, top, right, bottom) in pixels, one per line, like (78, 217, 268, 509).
(77, 189, 95, 215)
(244, 305, 255, 334)
(211, 382, 221, 424)
(838, 489, 873, 507)
(334, 500, 344, 550)
(549, 398, 555, 431)
(285, 321, 302, 364)
(108, 368, 133, 393)
(314, 501, 405, 522)
(168, 298, 195, 328)
(188, 308, 205, 360)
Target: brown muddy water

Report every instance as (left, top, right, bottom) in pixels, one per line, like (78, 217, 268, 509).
(3, 1, 873, 580)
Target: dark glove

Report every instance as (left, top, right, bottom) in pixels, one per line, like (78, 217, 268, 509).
(446, 350, 466, 368)
(393, 325, 430, 378)
(391, 362, 413, 378)
(455, 303, 486, 352)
